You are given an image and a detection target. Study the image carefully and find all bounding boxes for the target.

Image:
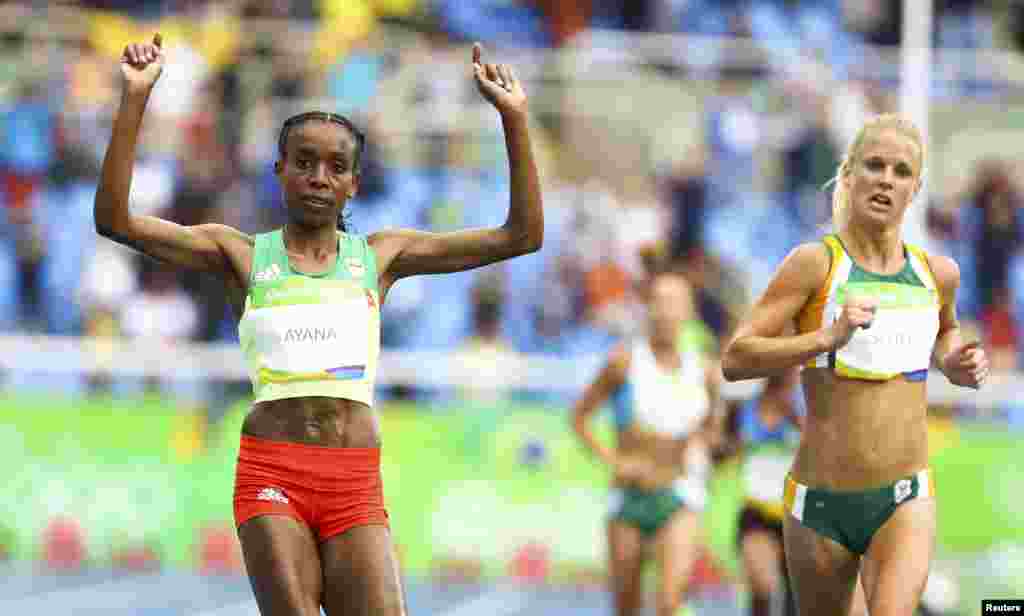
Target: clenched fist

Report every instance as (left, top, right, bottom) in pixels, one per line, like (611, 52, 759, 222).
(121, 33, 165, 96)
(825, 294, 878, 352)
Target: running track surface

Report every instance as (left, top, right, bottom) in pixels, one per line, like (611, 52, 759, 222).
(0, 566, 740, 615)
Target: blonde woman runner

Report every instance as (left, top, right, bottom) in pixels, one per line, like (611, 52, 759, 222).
(722, 114, 987, 616)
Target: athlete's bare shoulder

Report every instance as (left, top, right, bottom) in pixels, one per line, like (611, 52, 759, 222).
(198, 223, 256, 284)
(198, 223, 255, 249)
(731, 241, 831, 343)
(101, 217, 255, 283)
(770, 241, 832, 293)
(924, 253, 960, 299)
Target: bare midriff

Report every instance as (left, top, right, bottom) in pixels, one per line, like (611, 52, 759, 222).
(242, 397, 381, 448)
(791, 367, 928, 490)
(614, 429, 699, 491)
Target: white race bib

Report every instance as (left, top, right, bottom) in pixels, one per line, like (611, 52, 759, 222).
(833, 308, 939, 377)
(743, 453, 792, 504)
(243, 300, 370, 374)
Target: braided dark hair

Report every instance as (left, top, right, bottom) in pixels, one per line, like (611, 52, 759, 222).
(277, 111, 366, 230)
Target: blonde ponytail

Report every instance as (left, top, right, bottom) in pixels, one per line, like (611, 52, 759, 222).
(829, 161, 851, 231)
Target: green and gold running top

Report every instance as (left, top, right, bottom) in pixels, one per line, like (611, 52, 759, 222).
(797, 234, 941, 381)
(237, 229, 381, 406)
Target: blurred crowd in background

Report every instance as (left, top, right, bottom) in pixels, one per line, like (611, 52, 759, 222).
(2, 0, 1024, 405)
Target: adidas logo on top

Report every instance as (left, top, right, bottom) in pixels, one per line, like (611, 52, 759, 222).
(254, 263, 282, 282)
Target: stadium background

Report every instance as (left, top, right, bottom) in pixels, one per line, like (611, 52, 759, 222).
(2, 1, 1024, 614)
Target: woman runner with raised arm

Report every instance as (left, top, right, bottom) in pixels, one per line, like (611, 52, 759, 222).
(722, 114, 986, 616)
(95, 34, 542, 616)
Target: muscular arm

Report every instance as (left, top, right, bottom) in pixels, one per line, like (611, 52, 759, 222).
(571, 345, 629, 467)
(94, 89, 252, 276)
(929, 255, 966, 372)
(722, 243, 832, 381)
(370, 112, 542, 290)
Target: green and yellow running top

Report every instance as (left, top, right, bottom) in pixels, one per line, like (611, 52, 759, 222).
(796, 234, 942, 381)
(237, 229, 381, 406)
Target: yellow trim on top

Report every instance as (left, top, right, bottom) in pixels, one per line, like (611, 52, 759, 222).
(783, 475, 798, 513)
(747, 498, 785, 522)
(909, 239, 937, 288)
(799, 236, 844, 367)
(834, 358, 899, 381)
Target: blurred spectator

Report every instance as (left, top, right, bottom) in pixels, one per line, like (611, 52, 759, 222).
(454, 282, 511, 404)
(663, 145, 709, 261)
(955, 160, 1023, 321)
(531, 0, 591, 46)
(169, 97, 235, 343)
(583, 254, 633, 332)
(704, 79, 761, 209)
(0, 80, 55, 331)
(1009, 1, 1024, 54)
(2, 206, 43, 332)
(453, 283, 511, 454)
(270, 44, 309, 100)
(501, 146, 579, 354)
(0, 215, 17, 333)
(120, 263, 200, 343)
(35, 142, 102, 336)
(777, 88, 839, 239)
(119, 263, 201, 400)
(981, 286, 1017, 372)
(680, 251, 732, 342)
(79, 242, 139, 336)
(841, 0, 901, 47)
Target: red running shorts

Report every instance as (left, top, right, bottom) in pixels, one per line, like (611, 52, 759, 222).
(233, 435, 389, 542)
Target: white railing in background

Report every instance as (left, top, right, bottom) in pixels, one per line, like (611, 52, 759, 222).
(0, 334, 1014, 407)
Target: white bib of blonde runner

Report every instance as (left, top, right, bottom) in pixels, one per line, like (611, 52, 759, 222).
(827, 282, 940, 379)
(803, 235, 942, 380)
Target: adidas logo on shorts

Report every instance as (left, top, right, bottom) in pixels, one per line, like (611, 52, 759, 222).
(256, 487, 289, 504)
